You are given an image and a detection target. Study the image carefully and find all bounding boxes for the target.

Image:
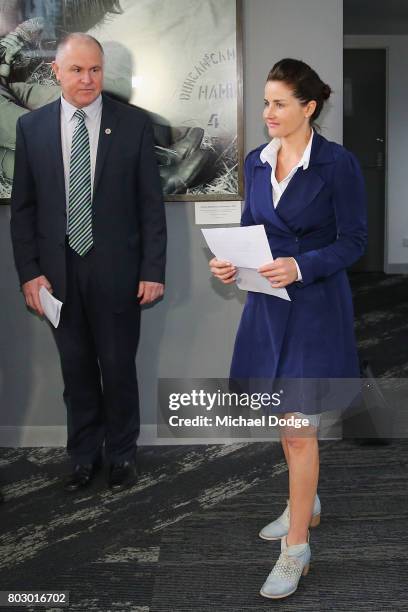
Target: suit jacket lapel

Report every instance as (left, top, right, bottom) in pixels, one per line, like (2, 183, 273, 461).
(93, 95, 120, 196)
(49, 99, 66, 209)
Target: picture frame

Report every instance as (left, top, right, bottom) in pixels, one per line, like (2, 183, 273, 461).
(0, 0, 243, 204)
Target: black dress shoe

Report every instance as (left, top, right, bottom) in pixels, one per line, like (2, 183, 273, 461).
(108, 460, 138, 491)
(63, 463, 99, 492)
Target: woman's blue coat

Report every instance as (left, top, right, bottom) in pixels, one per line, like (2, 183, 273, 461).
(230, 131, 368, 413)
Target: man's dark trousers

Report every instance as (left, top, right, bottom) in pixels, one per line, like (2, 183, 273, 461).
(52, 241, 141, 465)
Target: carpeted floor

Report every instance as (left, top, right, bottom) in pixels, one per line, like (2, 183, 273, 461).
(0, 440, 407, 611)
(1, 272, 408, 611)
(350, 272, 408, 377)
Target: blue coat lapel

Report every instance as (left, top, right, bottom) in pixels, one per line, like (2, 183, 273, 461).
(252, 163, 292, 233)
(277, 131, 335, 224)
(275, 166, 325, 224)
(253, 131, 335, 230)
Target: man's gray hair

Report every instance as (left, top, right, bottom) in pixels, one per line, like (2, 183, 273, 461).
(55, 33, 104, 61)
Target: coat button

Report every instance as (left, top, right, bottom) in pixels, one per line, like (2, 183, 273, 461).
(295, 237, 299, 242)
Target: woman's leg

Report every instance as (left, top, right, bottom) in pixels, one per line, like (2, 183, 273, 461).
(282, 412, 319, 545)
(280, 433, 290, 469)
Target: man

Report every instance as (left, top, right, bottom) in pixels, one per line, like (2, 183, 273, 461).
(10, 33, 166, 492)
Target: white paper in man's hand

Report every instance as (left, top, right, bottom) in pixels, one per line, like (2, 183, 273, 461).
(202, 225, 290, 300)
(39, 286, 63, 328)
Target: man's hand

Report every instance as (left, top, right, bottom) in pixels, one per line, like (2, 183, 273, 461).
(209, 257, 236, 284)
(258, 257, 298, 288)
(137, 281, 164, 305)
(22, 275, 52, 316)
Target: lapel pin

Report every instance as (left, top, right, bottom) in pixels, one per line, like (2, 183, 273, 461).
(105, 128, 112, 134)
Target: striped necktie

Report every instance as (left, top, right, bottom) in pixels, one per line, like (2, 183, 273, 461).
(68, 109, 93, 256)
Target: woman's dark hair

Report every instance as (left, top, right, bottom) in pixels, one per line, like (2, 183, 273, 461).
(267, 58, 331, 123)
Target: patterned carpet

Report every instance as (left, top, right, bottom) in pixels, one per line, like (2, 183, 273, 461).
(0, 272, 408, 611)
(351, 272, 408, 377)
(0, 440, 407, 611)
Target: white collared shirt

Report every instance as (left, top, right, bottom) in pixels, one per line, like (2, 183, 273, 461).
(260, 128, 314, 207)
(259, 129, 314, 281)
(60, 94, 102, 229)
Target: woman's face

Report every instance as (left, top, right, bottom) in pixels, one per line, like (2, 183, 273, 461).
(263, 79, 316, 139)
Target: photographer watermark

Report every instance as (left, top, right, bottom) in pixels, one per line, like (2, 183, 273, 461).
(167, 389, 313, 429)
(157, 377, 405, 441)
(168, 388, 281, 411)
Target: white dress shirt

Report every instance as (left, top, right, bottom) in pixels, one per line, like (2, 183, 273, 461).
(60, 94, 102, 230)
(260, 129, 314, 281)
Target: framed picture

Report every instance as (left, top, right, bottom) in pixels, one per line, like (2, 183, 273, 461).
(0, 0, 243, 204)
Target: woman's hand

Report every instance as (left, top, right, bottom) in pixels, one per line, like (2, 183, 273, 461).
(258, 257, 298, 288)
(209, 257, 236, 284)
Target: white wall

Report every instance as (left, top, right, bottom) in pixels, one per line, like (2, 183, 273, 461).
(345, 34, 408, 270)
(244, 0, 343, 149)
(0, 0, 344, 445)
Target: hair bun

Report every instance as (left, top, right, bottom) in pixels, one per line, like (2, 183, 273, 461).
(321, 83, 332, 100)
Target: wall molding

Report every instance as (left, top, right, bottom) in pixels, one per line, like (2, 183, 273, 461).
(0, 423, 341, 447)
(385, 263, 408, 274)
(0, 426, 161, 447)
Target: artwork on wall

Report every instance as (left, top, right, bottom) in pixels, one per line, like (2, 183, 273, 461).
(0, 0, 243, 203)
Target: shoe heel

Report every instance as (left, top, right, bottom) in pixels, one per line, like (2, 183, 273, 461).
(302, 563, 310, 576)
(309, 513, 320, 527)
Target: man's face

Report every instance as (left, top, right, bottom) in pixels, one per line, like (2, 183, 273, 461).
(52, 40, 104, 108)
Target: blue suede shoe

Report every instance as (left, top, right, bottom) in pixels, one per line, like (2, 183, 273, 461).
(260, 531, 311, 599)
(259, 494, 321, 541)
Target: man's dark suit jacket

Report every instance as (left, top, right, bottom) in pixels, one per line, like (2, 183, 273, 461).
(10, 93, 166, 311)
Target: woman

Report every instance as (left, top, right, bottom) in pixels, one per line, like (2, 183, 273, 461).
(209, 58, 367, 599)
